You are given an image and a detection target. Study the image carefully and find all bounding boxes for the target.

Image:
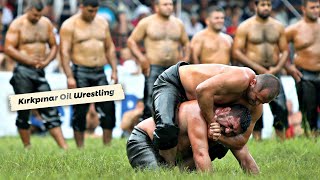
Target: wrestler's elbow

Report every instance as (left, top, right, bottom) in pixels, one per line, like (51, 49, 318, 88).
(232, 49, 241, 60)
(127, 38, 135, 49)
(195, 84, 209, 98)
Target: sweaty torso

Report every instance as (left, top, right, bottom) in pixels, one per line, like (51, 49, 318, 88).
(144, 15, 184, 66)
(69, 14, 108, 67)
(197, 29, 231, 64)
(245, 17, 281, 67)
(289, 19, 320, 71)
(179, 64, 253, 105)
(16, 15, 50, 60)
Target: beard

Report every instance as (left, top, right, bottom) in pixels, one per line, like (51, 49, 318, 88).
(306, 13, 318, 22)
(257, 11, 270, 19)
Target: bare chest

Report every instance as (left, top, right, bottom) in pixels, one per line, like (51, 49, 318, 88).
(248, 24, 280, 44)
(293, 24, 320, 50)
(73, 22, 106, 43)
(146, 21, 181, 41)
(202, 36, 231, 53)
(20, 23, 49, 44)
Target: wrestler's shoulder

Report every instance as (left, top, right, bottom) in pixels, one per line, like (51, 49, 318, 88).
(170, 15, 184, 24)
(95, 15, 109, 24)
(191, 29, 206, 40)
(269, 17, 286, 28)
(237, 17, 253, 29)
(10, 14, 31, 27)
(39, 16, 54, 26)
(60, 14, 78, 27)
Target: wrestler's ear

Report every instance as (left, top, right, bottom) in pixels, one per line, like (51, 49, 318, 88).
(249, 78, 257, 87)
(301, 5, 306, 15)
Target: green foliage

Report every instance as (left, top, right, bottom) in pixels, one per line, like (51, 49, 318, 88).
(0, 136, 319, 179)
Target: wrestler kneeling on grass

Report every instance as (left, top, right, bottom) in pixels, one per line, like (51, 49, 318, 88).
(126, 100, 259, 173)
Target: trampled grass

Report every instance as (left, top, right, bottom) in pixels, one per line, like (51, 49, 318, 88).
(0, 136, 319, 180)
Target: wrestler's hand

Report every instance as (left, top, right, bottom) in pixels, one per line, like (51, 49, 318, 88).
(139, 56, 150, 77)
(36, 60, 50, 69)
(255, 65, 268, 75)
(266, 66, 279, 75)
(111, 71, 118, 84)
(208, 122, 221, 141)
(29, 56, 41, 68)
(67, 77, 77, 89)
(286, 64, 303, 82)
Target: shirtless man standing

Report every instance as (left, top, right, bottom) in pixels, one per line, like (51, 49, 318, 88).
(60, 0, 118, 148)
(4, 0, 67, 149)
(191, 6, 232, 64)
(152, 62, 280, 164)
(285, 0, 320, 135)
(232, 0, 289, 140)
(127, 0, 190, 120)
(127, 100, 260, 173)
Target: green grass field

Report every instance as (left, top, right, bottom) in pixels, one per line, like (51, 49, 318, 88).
(0, 136, 319, 179)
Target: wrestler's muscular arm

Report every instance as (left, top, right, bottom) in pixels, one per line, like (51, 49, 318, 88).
(60, 19, 76, 89)
(104, 21, 118, 84)
(219, 105, 263, 149)
(196, 70, 249, 125)
(127, 18, 149, 76)
(4, 20, 37, 66)
(284, 25, 302, 82)
(38, 19, 58, 69)
(178, 20, 191, 62)
(232, 22, 268, 74)
(267, 25, 289, 75)
(230, 145, 260, 174)
(187, 115, 212, 172)
(190, 33, 203, 64)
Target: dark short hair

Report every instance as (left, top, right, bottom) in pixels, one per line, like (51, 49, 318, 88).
(82, 0, 99, 7)
(27, 0, 44, 11)
(302, 0, 319, 7)
(207, 6, 224, 17)
(256, 74, 280, 101)
(229, 104, 251, 133)
(255, 0, 272, 5)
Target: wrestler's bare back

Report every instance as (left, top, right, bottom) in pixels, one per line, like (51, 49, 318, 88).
(179, 64, 256, 105)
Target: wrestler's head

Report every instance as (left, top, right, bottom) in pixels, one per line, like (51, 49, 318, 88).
(215, 104, 251, 137)
(81, 0, 99, 22)
(255, 0, 272, 19)
(206, 6, 225, 32)
(247, 74, 280, 106)
(302, 0, 320, 21)
(26, 0, 44, 24)
(155, 0, 174, 18)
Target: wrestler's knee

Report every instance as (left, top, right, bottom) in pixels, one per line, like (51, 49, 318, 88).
(153, 123, 180, 150)
(16, 110, 30, 129)
(72, 118, 87, 132)
(100, 118, 115, 130)
(44, 120, 62, 129)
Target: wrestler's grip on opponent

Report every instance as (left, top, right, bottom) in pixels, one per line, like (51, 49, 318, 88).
(208, 107, 230, 141)
(208, 122, 221, 141)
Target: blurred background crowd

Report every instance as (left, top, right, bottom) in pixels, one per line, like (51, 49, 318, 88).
(0, 0, 303, 71)
(0, 0, 318, 140)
